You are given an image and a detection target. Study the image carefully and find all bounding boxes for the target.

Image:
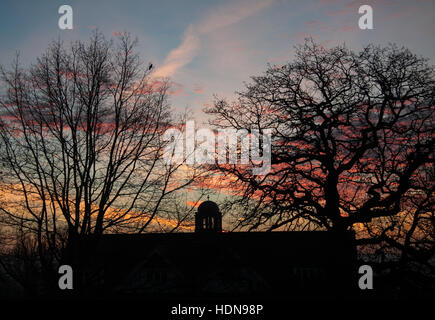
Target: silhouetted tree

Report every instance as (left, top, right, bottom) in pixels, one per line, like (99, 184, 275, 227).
(206, 40, 434, 285)
(0, 32, 200, 292)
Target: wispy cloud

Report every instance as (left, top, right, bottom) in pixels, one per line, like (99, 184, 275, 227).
(152, 25, 200, 78)
(152, 0, 275, 78)
(197, 0, 274, 34)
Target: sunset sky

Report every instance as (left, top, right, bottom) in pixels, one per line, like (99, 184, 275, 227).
(0, 3, 433, 301)
(0, 0, 434, 123)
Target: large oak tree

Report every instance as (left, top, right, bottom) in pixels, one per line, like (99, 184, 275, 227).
(206, 40, 434, 280)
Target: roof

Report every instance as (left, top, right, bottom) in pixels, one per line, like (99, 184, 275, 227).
(197, 200, 220, 217)
(79, 231, 356, 297)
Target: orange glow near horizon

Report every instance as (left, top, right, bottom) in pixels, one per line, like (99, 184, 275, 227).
(186, 200, 201, 208)
(0, 183, 195, 233)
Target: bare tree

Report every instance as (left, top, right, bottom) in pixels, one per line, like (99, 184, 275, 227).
(205, 40, 435, 286)
(0, 32, 200, 291)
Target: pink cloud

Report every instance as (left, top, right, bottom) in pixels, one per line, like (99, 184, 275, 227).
(193, 84, 204, 94)
(167, 82, 184, 96)
(337, 25, 358, 32)
(137, 80, 182, 96)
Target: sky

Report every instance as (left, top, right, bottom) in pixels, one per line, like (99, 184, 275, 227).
(0, 0, 434, 124)
(0, 0, 434, 231)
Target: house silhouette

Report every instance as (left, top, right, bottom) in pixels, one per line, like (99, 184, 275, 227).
(78, 201, 357, 298)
